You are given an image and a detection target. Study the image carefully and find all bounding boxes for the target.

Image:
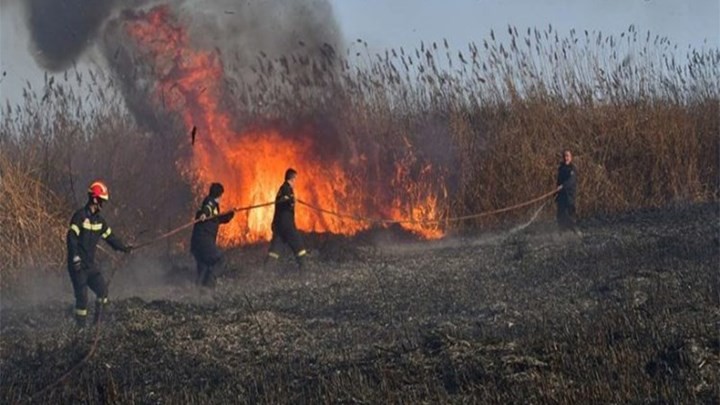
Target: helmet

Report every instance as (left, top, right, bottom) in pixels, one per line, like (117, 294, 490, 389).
(88, 181, 110, 201)
(285, 168, 297, 181)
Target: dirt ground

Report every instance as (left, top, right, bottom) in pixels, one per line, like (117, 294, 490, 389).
(1, 203, 718, 403)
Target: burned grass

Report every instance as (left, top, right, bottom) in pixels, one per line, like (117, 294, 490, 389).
(1, 202, 718, 403)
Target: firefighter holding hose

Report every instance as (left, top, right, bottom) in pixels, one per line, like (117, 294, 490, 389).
(67, 181, 133, 327)
(556, 149, 579, 233)
(190, 182, 235, 287)
(265, 168, 307, 270)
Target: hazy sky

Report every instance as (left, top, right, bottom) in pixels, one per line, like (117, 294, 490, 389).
(332, 0, 718, 50)
(1, 0, 718, 104)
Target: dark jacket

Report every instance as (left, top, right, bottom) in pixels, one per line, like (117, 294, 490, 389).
(190, 197, 234, 256)
(67, 205, 128, 270)
(556, 163, 578, 202)
(272, 181, 295, 231)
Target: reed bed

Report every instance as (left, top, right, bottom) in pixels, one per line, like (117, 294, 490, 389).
(0, 26, 717, 284)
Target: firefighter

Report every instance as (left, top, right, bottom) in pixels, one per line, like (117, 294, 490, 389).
(67, 181, 132, 327)
(266, 168, 307, 270)
(190, 182, 235, 287)
(556, 149, 578, 232)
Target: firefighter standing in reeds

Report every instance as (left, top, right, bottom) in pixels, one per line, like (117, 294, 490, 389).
(265, 168, 307, 270)
(67, 181, 132, 327)
(190, 182, 235, 287)
(556, 149, 579, 233)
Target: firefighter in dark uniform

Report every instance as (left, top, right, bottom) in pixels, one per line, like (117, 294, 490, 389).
(556, 149, 578, 232)
(67, 181, 132, 327)
(190, 183, 234, 287)
(266, 168, 307, 269)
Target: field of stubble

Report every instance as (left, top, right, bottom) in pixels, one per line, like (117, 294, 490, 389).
(1, 203, 718, 404)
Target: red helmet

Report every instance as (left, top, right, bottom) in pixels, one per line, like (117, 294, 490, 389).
(88, 181, 110, 201)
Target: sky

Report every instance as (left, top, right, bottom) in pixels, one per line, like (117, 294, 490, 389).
(0, 0, 718, 104)
(332, 0, 718, 51)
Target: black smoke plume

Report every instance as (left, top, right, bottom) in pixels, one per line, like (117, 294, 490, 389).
(25, 0, 118, 71)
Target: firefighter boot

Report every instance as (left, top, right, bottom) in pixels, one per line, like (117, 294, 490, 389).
(74, 309, 88, 328)
(264, 252, 280, 271)
(201, 269, 217, 289)
(93, 297, 109, 325)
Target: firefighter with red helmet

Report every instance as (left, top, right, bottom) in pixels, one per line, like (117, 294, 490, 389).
(265, 168, 307, 270)
(67, 181, 132, 327)
(190, 183, 235, 287)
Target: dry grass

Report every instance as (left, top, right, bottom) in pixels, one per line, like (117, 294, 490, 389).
(0, 154, 66, 287)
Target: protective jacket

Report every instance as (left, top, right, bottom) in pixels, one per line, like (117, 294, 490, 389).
(67, 205, 129, 270)
(190, 197, 234, 262)
(268, 181, 306, 261)
(556, 163, 577, 204)
(272, 181, 295, 232)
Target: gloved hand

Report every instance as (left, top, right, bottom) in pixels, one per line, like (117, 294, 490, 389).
(72, 255, 82, 271)
(121, 244, 134, 254)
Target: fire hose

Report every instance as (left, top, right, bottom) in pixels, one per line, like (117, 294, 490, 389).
(134, 188, 558, 249)
(29, 188, 557, 402)
(130, 200, 277, 250)
(296, 188, 558, 226)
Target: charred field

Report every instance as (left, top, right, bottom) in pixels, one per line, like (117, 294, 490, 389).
(1, 202, 718, 404)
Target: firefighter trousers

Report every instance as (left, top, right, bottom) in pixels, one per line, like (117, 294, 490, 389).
(267, 225, 306, 266)
(193, 249, 223, 288)
(68, 264, 108, 323)
(556, 197, 576, 231)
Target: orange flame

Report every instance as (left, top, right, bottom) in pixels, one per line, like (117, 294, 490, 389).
(124, 6, 444, 245)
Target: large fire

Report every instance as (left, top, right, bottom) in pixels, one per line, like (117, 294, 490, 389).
(124, 6, 444, 245)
